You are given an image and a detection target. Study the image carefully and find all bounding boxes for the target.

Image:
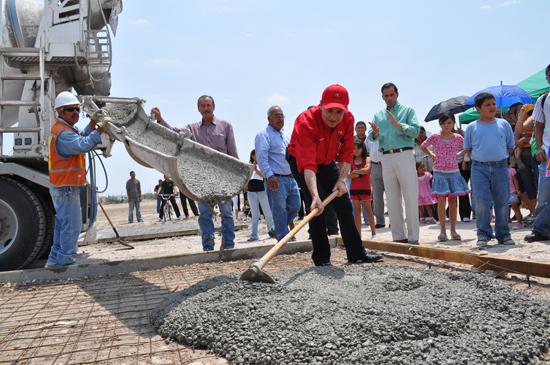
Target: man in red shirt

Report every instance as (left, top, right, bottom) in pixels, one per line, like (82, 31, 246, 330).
(288, 84, 383, 266)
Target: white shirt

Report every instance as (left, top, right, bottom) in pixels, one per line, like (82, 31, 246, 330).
(367, 139, 382, 163)
(533, 93, 550, 149)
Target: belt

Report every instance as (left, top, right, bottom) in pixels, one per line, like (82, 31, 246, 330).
(274, 173, 292, 178)
(382, 147, 413, 155)
(472, 159, 506, 165)
(371, 161, 381, 165)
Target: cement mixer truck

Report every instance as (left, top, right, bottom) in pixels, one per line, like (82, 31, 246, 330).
(0, 0, 254, 271)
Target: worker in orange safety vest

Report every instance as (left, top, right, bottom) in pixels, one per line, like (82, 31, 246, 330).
(45, 91, 103, 268)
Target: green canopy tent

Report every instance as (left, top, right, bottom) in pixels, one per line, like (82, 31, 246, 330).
(459, 68, 550, 124)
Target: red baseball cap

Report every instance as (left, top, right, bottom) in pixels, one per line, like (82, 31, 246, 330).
(321, 84, 349, 111)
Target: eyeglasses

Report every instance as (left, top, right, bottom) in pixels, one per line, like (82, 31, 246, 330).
(63, 107, 80, 113)
(272, 115, 286, 120)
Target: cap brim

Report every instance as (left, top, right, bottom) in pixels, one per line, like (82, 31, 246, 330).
(323, 102, 348, 111)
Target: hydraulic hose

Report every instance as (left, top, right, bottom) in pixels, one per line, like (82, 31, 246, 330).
(84, 149, 108, 231)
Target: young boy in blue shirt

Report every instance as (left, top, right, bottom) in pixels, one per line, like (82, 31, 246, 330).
(463, 92, 515, 247)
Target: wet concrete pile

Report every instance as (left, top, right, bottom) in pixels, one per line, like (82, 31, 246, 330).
(103, 103, 251, 205)
(151, 265, 550, 365)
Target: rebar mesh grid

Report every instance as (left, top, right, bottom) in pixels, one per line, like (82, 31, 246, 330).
(1, 249, 549, 364)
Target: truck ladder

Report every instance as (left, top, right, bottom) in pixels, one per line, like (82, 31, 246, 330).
(0, 47, 50, 158)
(83, 28, 111, 82)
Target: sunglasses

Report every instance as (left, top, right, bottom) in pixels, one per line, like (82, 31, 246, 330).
(63, 107, 80, 113)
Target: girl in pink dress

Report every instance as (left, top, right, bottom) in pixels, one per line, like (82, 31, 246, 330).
(348, 139, 377, 240)
(420, 112, 471, 242)
(417, 161, 437, 224)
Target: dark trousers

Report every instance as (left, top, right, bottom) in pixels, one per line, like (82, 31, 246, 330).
(179, 192, 198, 217)
(159, 195, 181, 219)
(458, 165, 472, 220)
(324, 204, 339, 235)
(298, 188, 308, 219)
(289, 157, 364, 265)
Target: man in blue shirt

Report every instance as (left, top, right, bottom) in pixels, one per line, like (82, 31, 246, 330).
(45, 91, 103, 268)
(255, 106, 301, 241)
(368, 83, 420, 244)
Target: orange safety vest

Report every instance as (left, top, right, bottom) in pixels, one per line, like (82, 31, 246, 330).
(48, 119, 86, 186)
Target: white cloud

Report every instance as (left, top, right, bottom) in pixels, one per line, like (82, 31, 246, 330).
(246, 34, 253, 37)
(481, 5, 491, 9)
(218, 6, 233, 12)
(152, 59, 182, 65)
(131, 19, 148, 25)
(500, 0, 518, 5)
(268, 94, 290, 105)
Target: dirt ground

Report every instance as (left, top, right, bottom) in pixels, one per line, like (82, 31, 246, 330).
(2, 199, 550, 364)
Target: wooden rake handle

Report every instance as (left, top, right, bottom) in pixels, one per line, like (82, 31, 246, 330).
(257, 190, 339, 269)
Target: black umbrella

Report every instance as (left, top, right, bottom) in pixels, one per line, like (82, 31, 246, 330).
(424, 95, 473, 122)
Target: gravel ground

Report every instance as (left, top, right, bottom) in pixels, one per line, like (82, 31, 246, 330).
(151, 265, 550, 365)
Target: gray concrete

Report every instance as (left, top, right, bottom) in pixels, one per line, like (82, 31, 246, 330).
(0, 239, 316, 284)
(105, 103, 252, 206)
(151, 265, 550, 365)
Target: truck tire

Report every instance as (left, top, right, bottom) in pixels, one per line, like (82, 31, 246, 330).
(36, 193, 55, 259)
(0, 177, 47, 271)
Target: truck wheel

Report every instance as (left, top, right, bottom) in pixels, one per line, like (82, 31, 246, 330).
(0, 177, 47, 271)
(36, 193, 55, 259)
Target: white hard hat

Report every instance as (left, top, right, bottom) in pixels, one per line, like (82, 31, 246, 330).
(54, 91, 81, 110)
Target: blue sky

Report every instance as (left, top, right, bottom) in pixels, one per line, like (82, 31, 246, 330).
(94, 0, 550, 195)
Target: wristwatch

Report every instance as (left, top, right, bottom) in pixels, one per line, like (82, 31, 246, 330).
(338, 178, 347, 184)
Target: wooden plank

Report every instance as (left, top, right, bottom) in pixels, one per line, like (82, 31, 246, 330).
(99, 223, 248, 244)
(337, 237, 550, 279)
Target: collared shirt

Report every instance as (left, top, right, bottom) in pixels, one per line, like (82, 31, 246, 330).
(160, 179, 176, 195)
(463, 118, 514, 162)
(254, 124, 292, 179)
(414, 137, 434, 172)
(357, 134, 383, 163)
(159, 116, 239, 159)
(367, 102, 420, 152)
(533, 93, 550, 149)
(288, 104, 354, 173)
(55, 117, 101, 159)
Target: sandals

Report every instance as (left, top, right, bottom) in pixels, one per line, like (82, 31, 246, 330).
(439, 233, 461, 241)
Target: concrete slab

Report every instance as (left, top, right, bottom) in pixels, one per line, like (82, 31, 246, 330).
(0, 238, 319, 284)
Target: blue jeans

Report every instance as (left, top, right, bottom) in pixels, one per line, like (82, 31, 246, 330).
(128, 199, 142, 222)
(248, 190, 275, 239)
(471, 160, 511, 241)
(46, 186, 82, 266)
(532, 159, 550, 235)
(156, 195, 162, 213)
(198, 201, 235, 251)
(265, 176, 301, 241)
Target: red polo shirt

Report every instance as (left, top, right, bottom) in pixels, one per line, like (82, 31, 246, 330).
(289, 105, 355, 173)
